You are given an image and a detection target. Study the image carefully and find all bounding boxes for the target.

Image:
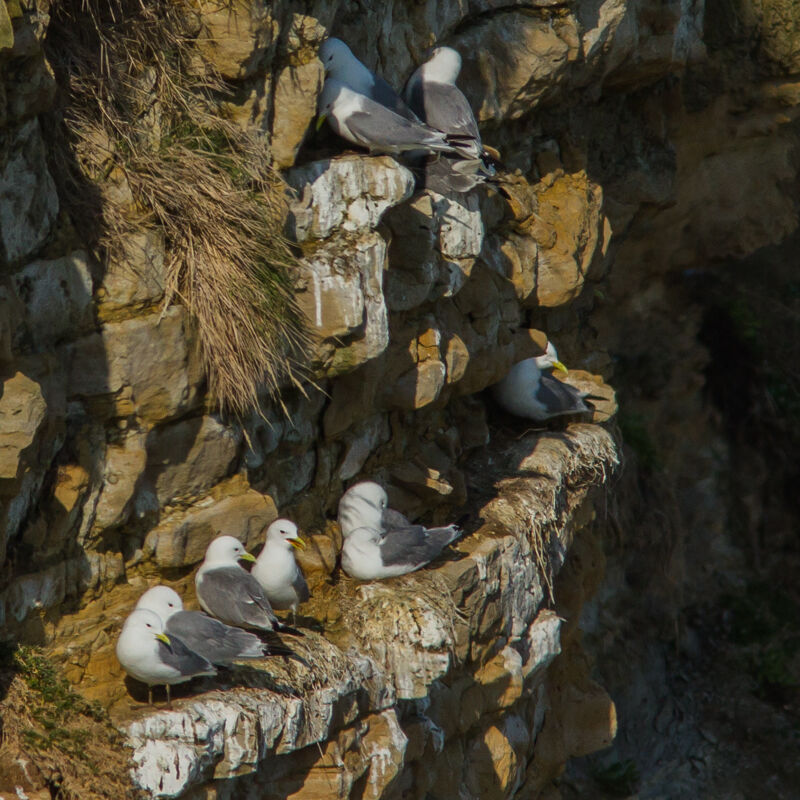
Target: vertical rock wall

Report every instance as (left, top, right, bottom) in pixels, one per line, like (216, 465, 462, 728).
(0, 0, 798, 797)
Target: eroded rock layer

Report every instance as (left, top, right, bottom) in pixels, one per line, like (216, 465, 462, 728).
(1, 0, 798, 797)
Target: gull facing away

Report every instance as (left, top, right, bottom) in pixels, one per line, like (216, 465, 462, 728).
(338, 481, 461, 580)
(319, 37, 419, 121)
(116, 608, 216, 707)
(252, 519, 310, 625)
(404, 46, 495, 171)
(491, 342, 591, 421)
(318, 79, 459, 156)
(135, 585, 297, 665)
(195, 535, 301, 636)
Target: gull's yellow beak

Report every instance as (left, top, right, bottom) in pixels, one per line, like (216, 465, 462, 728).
(316, 113, 328, 132)
(552, 360, 568, 374)
(155, 632, 171, 646)
(238, 552, 256, 563)
(289, 537, 306, 551)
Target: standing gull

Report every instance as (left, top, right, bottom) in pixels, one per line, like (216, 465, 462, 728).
(338, 481, 461, 580)
(136, 585, 297, 665)
(318, 79, 459, 156)
(319, 37, 419, 121)
(195, 535, 301, 636)
(405, 46, 496, 172)
(491, 342, 591, 421)
(116, 608, 216, 706)
(252, 519, 310, 625)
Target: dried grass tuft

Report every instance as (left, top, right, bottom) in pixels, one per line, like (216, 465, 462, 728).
(45, 0, 312, 416)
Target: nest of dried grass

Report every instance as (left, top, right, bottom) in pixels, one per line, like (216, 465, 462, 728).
(44, 0, 312, 416)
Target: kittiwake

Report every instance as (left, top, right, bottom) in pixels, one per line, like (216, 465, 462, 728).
(252, 519, 310, 625)
(338, 481, 461, 580)
(195, 535, 302, 636)
(405, 46, 496, 174)
(319, 37, 419, 121)
(135, 585, 296, 665)
(491, 342, 591, 421)
(116, 608, 216, 706)
(318, 79, 459, 155)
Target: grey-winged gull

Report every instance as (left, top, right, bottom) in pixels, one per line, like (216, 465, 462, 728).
(338, 481, 461, 580)
(405, 46, 495, 173)
(319, 37, 419, 122)
(491, 342, 591, 421)
(318, 79, 459, 155)
(116, 608, 216, 706)
(195, 535, 302, 636)
(252, 519, 310, 625)
(135, 585, 298, 665)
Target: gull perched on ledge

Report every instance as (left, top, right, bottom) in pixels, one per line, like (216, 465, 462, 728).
(136, 585, 296, 665)
(252, 519, 310, 625)
(318, 79, 459, 156)
(491, 342, 591, 421)
(196, 535, 301, 636)
(338, 481, 461, 580)
(116, 608, 216, 706)
(319, 37, 420, 122)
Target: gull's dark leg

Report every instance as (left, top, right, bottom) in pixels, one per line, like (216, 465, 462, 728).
(166, 683, 172, 709)
(148, 685, 153, 706)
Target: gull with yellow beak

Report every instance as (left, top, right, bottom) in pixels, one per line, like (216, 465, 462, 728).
(116, 608, 216, 707)
(195, 535, 301, 636)
(252, 519, 310, 625)
(491, 341, 591, 421)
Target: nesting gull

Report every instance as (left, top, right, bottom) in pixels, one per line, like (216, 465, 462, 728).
(491, 342, 591, 421)
(252, 519, 310, 625)
(318, 79, 459, 155)
(196, 535, 301, 636)
(135, 585, 297, 665)
(338, 481, 461, 580)
(405, 46, 496, 180)
(319, 37, 419, 121)
(116, 608, 216, 706)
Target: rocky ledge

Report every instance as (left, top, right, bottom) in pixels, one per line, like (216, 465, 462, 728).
(120, 424, 618, 799)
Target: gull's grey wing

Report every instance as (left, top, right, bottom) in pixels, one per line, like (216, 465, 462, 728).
(198, 567, 280, 631)
(166, 611, 264, 665)
(342, 107, 453, 153)
(292, 569, 311, 605)
(382, 507, 412, 532)
(536, 373, 590, 418)
(372, 75, 421, 122)
(379, 524, 461, 568)
(420, 82, 481, 145)
(156, 633, 216, 677)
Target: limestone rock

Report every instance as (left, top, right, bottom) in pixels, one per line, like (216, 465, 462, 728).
(92, 431, 147, 530)
(144, 488, 278, 568)
(142, 414, 242, 508)
(11, 251, 94, 348)
(97, 230, 166, 311)
(0, 119, 58, 265)
(64, 306, 203, 422)
(271, 56, 324, 169)
(287, 156, 415, 242)
(296, 232, 389, 376)
(385, 190, 484, 312)
(194, 0, 277, 80)
(0, 370, 46, 480)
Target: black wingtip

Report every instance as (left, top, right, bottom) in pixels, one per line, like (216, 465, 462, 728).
(275, 623, 303, 637)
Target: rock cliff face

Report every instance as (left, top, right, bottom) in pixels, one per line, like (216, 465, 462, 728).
(0, 0, 798, 798)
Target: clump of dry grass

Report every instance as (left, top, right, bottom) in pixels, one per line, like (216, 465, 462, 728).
(44, 0, 311, 415)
